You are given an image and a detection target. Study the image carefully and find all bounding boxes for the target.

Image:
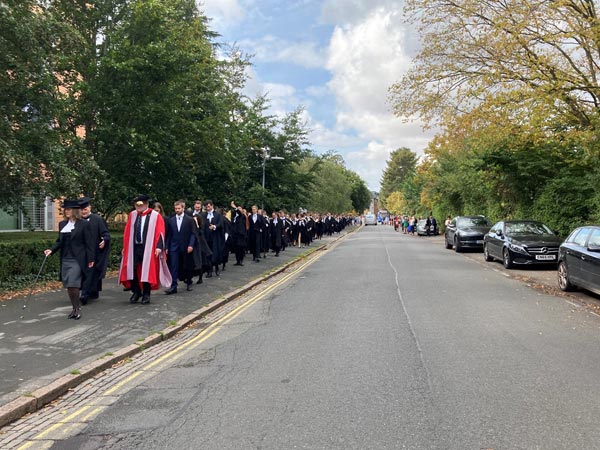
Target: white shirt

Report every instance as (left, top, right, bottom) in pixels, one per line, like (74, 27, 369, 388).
(176, 214, 183, 231)
(61, 220, 76, 233)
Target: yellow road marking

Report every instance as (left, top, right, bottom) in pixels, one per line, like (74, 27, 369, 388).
(19, 243, 339, 449)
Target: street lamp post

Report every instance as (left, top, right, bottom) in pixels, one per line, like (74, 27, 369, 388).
(261, 146, 284, 210)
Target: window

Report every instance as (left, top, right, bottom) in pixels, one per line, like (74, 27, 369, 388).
(588, 229, 600, 247)
(573, 228, 592, 247)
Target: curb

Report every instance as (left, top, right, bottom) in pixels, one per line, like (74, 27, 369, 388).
(0, 228, 357, 428)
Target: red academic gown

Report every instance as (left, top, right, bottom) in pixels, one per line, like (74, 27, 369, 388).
(119, 209, 171, 290)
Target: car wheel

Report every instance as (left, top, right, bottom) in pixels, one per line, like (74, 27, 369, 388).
(445, 235, 453, 249)
(454, 236, 462, 253)
(502, 247, 513, 269)
(557, 261, 574, 292)
(484, 244, 493, 262)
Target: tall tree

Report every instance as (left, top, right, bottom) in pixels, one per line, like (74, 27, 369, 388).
(391, 0, 600, 140)
(0, 0, 92, 211)
(379, 147, 418, 206)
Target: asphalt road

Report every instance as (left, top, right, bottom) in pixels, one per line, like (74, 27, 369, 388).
(52, 225, 600, 449)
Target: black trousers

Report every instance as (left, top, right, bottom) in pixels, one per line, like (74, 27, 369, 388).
(234, 245, 245, 264)
(132, 244, 150, 295)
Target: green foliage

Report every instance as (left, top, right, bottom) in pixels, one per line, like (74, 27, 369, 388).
(0, 1, 94, 213)
(379, 148, 419, 209)
(300, 153, 366, 214)
(0, 0, 371, 224)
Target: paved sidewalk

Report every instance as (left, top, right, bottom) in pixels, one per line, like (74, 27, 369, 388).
(0, 237, 339, 407)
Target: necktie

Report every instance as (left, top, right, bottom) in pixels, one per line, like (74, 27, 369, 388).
(177, 215, 182, 231)
(134, 215, 142, 244)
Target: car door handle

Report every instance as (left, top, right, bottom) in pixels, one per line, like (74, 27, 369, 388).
(581, 256, 586, 260)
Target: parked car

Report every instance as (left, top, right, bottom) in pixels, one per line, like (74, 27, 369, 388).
(445, 215, 491, 252)
(483, 220, 562, 269)
(417, 219, 428, 236)
(557, 225, 600, 295)
(365, 213, 377, 226)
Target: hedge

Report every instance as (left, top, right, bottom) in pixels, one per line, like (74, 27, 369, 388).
(0, 232, 124, 294)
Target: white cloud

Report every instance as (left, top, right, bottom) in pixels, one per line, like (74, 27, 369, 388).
(327, 8, 410, 119)
(239, 36, 326, 69)
(318, 5, 434, 189)
(199, 0, 246, 29)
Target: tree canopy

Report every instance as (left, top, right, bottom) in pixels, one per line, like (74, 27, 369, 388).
(1, 0, 369, 218)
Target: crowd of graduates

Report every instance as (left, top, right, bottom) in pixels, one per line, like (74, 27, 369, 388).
(45, 195, 356, 320)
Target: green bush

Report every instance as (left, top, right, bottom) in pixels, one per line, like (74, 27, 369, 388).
(0, 232, 123, 294)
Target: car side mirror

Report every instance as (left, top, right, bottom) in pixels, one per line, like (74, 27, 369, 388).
(496, 230, 503, 237)
(588, 245, 600, 253)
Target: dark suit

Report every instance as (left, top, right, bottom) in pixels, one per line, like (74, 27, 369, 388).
(166, 214, 197, 288)
(81, 213, 110, 299)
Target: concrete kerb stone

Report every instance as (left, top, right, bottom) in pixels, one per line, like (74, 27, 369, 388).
(0, 397, 36, 428)
(0, 229, 354, 428)
(32, 374, 80, 409)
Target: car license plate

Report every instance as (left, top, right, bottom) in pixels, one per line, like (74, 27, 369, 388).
(535, 255, 556, 261)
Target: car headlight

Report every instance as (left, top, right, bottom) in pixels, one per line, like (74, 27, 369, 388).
(508, 243, 528, 255)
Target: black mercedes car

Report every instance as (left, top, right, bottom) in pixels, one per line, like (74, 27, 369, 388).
(483, 220, 562, 269)
(444, 215, 491, 252)
(557, 225, 600, 295)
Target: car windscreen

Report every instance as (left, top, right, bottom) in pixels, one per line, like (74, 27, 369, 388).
(457, 217, 490, 227)
(505, 222, 553, 235)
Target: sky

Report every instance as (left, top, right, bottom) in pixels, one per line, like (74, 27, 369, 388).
(200, 0, 436, 191)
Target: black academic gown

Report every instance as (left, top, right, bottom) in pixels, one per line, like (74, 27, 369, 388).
(202, 211, 225, 266)
(81, 213, 111, 297)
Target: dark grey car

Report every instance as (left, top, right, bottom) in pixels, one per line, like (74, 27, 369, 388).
(558, 226, 600, 295)
(483, 220, 562, 269)
(444, 215, 491, 252)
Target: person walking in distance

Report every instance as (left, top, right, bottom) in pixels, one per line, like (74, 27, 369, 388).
(248, 205, 264, 262)
(44, 199, 95, 320)
(78, 197, 110, 304)
(119, 195, 170, 305)
(270, 211, 283, 256)
(202, 200, 225, 277)
(230, 201, 248, 266)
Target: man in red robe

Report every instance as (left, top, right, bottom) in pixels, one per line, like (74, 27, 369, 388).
(119, 195, 171, 304)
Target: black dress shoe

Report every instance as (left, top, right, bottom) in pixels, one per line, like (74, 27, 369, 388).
(165, 287, 177, 295)
(186, 284, 193, 291)
(196, 278, 203, 284)
(129, 292, 141, 303)
(215, 269, 220, 276)
(141, 294, 150, 304)
(68, 309, 76, 319)
(72, 310, 81, 320)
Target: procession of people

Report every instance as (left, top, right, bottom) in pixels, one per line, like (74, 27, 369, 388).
(44, 195, 355, 319)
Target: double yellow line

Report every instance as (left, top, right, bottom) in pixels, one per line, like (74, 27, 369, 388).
(18, 246, 334, 449)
